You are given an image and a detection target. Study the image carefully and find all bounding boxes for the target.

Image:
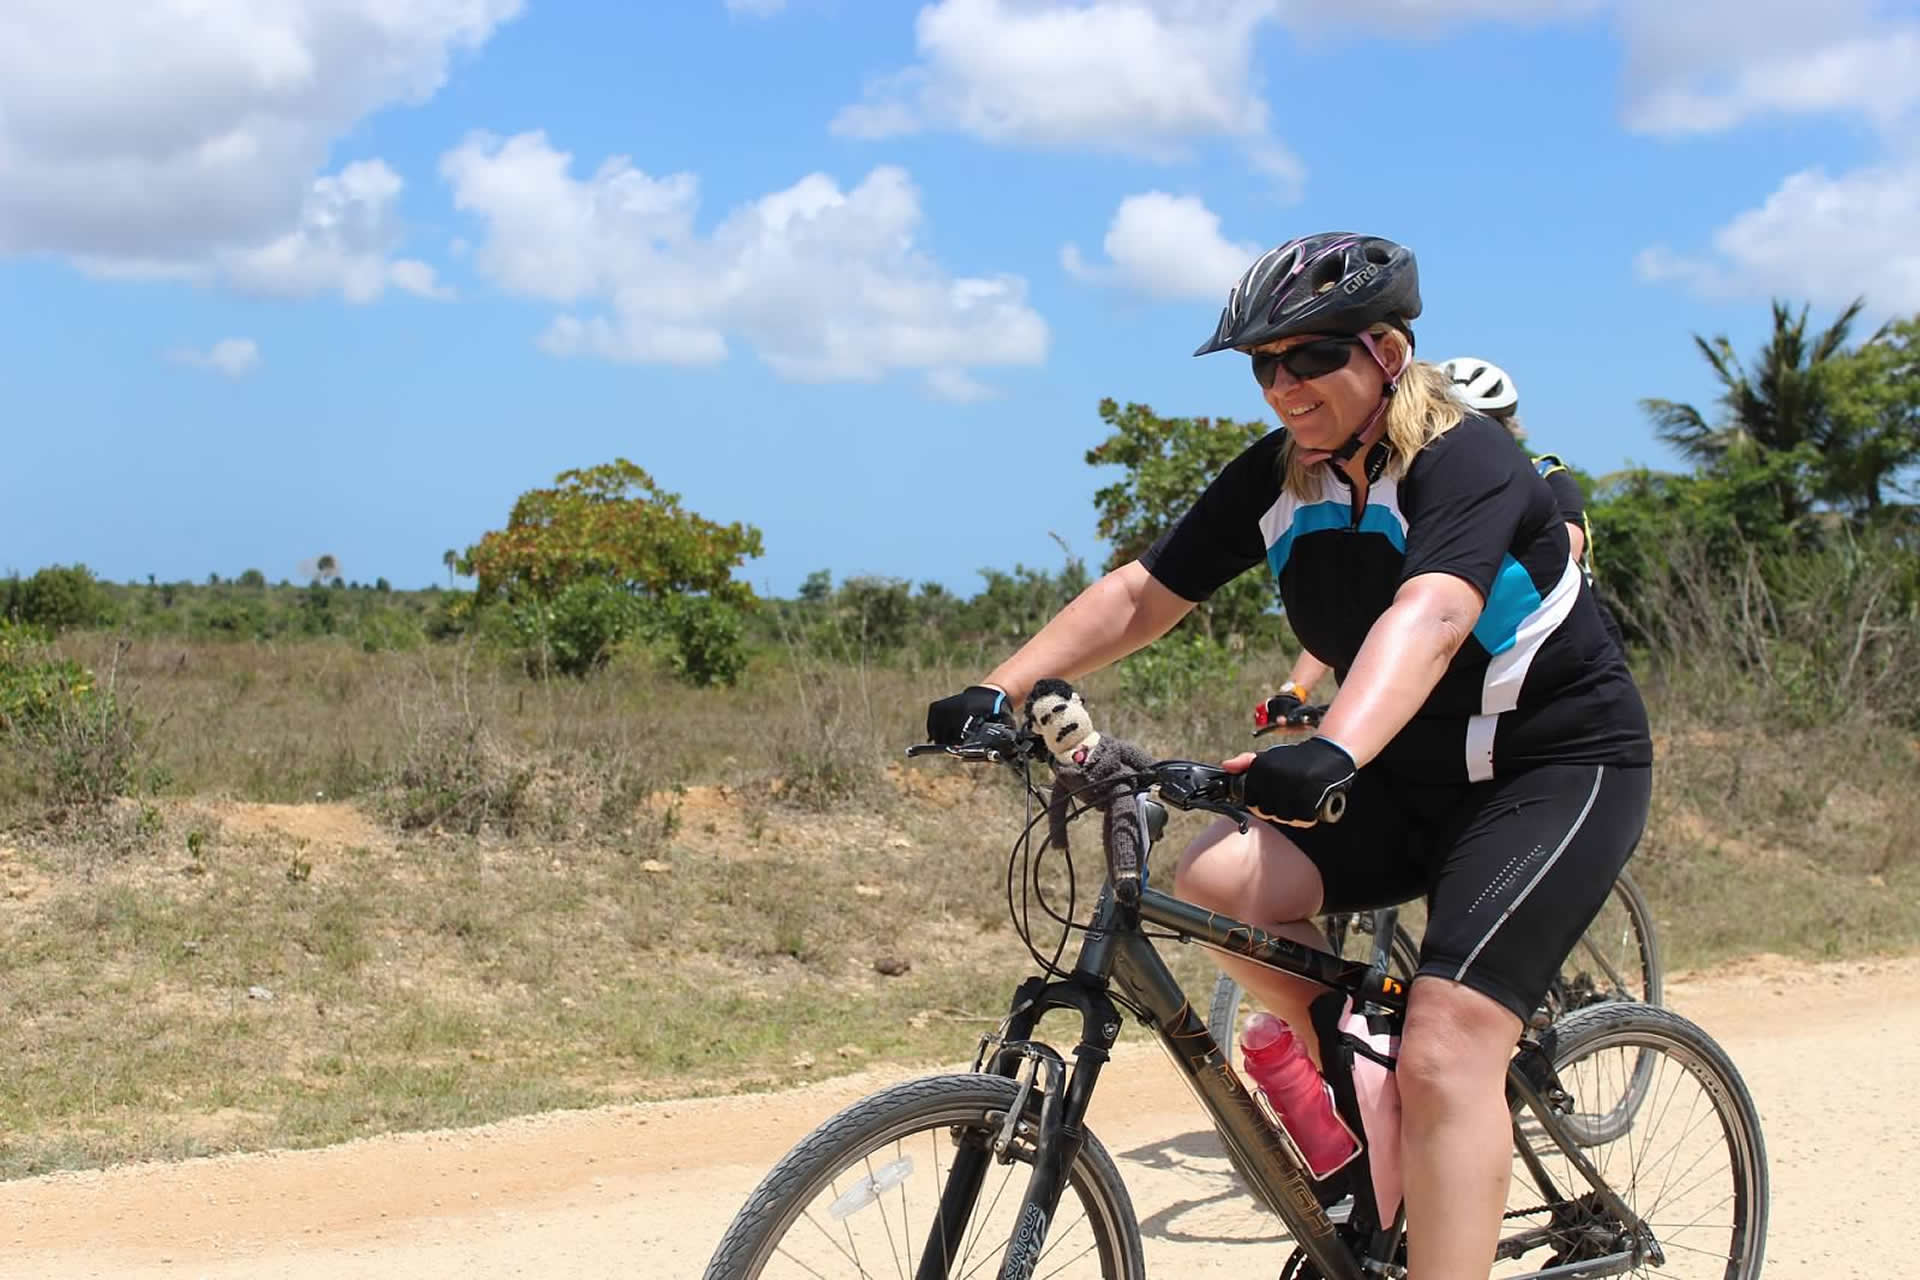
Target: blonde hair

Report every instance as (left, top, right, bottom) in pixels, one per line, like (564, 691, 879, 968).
(1279, 323, 1466, 497)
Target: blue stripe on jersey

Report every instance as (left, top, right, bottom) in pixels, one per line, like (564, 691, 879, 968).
(1472, 555, 1543, 655)
(1266, 500, 1408, 578)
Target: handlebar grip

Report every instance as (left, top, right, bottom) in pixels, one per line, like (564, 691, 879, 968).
(1224, 769, 1347, 824)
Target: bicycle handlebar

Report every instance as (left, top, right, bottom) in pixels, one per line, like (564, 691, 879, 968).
(905, 728, 1348, 826)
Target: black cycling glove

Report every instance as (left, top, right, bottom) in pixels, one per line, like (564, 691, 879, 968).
(1253, 685, 1326, 733)
(1241, 737, 1357, 825)
(926, 685, 1013, 746)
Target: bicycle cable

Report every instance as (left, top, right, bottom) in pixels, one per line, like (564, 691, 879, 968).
(1002, 767, 1169, 1023)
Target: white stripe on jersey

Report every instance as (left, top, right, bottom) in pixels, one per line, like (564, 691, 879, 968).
(1463, 557, 1583, 781)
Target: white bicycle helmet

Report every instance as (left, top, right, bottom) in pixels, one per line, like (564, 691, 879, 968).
(1440, 356, 1518, 417)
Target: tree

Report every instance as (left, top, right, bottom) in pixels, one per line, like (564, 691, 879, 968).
(466, 458, 764, 606)
(443, 548, 458, 588)
(798, 569, 833, 604)
(4, 565, 108, 632)
(1084, 399, 1280, 641)
(1822, 313, 1920, 513)
(1641, 299, 1873, 526)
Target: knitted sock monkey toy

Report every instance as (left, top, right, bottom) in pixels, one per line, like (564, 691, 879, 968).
(1023, 678, 1157, 897)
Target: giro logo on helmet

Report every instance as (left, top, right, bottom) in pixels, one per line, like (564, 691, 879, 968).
(1341, 263, 1380, 295)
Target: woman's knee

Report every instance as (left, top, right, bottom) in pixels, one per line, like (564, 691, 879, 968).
(1397, 978, 1523, 1112)
(1171, 817, 1322, 923)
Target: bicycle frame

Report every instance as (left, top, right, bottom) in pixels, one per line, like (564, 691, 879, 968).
(927, 811, 1653, 1280)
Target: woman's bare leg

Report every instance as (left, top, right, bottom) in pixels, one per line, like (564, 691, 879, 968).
(1397, 976, 1523, 1280)
(1173, 817, 1331, 1062)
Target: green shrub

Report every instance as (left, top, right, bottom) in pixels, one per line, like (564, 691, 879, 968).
(508, 579, 642, 678)
(4, 565, 109, 632)
(0, 625, 142, 811)
(1114, 627, 1238, 716)
(662, 596, 748, 687)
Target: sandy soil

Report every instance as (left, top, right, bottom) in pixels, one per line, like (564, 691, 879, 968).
(2, 950, 1911, 1279)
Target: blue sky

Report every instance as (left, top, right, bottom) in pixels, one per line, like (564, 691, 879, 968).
(3, 1, 1916, 596)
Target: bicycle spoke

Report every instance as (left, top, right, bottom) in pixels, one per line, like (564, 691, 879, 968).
(784, 1209, 865, 1279)
(1034, 1236, 1102, 1280)
(959, 1152, 1016, 1267)
(863, 1152, 906, 1279)
(1573, 931, 1632, 995)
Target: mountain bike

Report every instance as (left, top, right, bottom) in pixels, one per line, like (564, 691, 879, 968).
(703, 721, 1768, 1279)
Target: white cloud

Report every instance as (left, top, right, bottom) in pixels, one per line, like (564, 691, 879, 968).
(442, 131, 1048, 385)
(168, 338, 261, 378)
(830, 0, 1294, 181)
(1285, 0, 1600, 31)
(1062, 191, 1258, 300)
(75, 161, 452, 303)
(1617, 0, 1920, 136)
(1636, 160, 1920, 310)
(725, 0, 788, 14)
(222, 161, 452, 302)
(925, 367, 1000, 402)
(1617, 2, 1920, 312)
(0, 0, 518, 290)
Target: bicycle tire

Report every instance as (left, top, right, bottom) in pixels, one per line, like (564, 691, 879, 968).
(1500, 1001, 1768, 1279)
(703, 1073, 1146, 1280)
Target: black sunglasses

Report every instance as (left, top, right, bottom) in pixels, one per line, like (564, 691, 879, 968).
(1250, 336, 1365, 388)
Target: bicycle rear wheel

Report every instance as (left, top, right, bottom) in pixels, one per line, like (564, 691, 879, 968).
(703, 1073, 1146, 1280)
(1543, 869, 1662, 1145)
(1546, 867, 1661, 1017)
(1497, 1003, 1768, 1279)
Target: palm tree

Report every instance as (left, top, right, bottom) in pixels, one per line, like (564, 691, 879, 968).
(443, 548, 458, 588)
(1642, 298, 1872, 524)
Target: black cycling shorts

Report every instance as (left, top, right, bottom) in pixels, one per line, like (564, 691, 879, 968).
(1286, 762, 1651, 1022)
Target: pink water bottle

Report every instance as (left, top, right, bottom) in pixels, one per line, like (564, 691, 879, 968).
(1242, 1012, 1358, 1178)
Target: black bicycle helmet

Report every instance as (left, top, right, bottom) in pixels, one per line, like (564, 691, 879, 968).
(1193, 232, 1421, 356)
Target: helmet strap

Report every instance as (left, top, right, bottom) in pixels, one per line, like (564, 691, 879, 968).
(1326, 330, 1409, 466)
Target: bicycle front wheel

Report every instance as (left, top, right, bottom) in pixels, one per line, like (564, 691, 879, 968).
(1498, 1002, 1768, 1279)
(703, 1073, 1146, 1280)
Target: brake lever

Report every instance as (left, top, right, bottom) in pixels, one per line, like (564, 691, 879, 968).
(905, 742, 1020, 764)
(1152, 761, 1253, 833)
(905, 722, 1044, 765)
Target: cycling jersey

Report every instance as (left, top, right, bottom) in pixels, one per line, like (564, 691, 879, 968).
(1533, 453, 1593, 579)
(1532, 451, 1629, 652)
(1141, 413, 1649, 782)
(1532, 453, 1584, 530)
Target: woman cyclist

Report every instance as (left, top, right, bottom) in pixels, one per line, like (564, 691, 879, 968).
(925, 232, 1652, 1279)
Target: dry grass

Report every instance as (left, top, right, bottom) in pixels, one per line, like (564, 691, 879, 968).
(0, 631, 1915, 1177)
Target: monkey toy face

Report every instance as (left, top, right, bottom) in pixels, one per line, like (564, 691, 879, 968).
(1026, 686, 1095, 763)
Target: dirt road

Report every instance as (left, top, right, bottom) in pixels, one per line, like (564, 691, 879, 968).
(3, 952, 1911, 1278)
